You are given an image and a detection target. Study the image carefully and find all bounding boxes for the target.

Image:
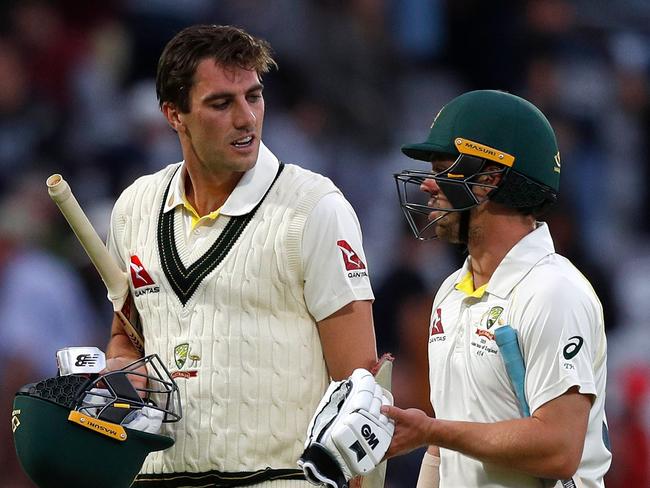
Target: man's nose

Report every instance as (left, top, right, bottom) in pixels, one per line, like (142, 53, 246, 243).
(420, 178, 439, 194)
(233, 100, 256, 129)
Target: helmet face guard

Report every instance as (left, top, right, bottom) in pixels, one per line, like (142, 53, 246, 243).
(394, 154, 504, 240)
(12, 354, 182, 488)
(397, 90, 561, 241)
(77, 354, 182, 425)
(20, 354, 182, 426)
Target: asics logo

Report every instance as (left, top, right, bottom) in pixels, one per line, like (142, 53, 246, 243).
(563, 336, 584, 360)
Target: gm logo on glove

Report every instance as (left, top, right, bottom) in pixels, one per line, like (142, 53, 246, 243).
(349, 424, 380, 462)
(334, 409, 394, 474)
(298, 368, 395, 486)
(362, 424, 379, 449)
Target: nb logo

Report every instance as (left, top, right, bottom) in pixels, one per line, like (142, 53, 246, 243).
(75, 354, 99, 367)
(361, 424, 379, 449)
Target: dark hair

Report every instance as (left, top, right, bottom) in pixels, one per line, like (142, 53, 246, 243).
(156, 24, 277, 113)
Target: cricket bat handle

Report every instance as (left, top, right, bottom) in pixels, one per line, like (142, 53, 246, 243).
(46, 174, 144, 354)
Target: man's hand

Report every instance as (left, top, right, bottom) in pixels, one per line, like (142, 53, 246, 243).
(380, 406, 433, 459)
(104, 356, 147, 393)
(299, 369, 394, 488)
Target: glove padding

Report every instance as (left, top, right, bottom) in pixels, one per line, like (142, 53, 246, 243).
(298, 369, 395, 488)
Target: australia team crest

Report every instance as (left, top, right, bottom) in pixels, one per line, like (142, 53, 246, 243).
(170, 343, 200, 379)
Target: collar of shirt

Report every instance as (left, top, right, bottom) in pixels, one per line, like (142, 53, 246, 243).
(162, 142, 280, 217)
(455, 271, 489, 298)
(454, 222, 556, 299)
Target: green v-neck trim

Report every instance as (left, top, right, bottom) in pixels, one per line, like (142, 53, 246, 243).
(157, 163, 285, 306)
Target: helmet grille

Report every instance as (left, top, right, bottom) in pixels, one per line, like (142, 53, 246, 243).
(20, 375, 91, 409)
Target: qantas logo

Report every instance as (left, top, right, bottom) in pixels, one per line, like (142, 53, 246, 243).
(337, 240, 368, 278)
(431, 308, 444, 335)
(130, 256, 160, 296)
(130, 256, 155, 287)
(429, 308, 446, 343)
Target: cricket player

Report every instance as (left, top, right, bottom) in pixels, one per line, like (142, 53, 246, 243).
(105, 24, 377, 487)
(383, 90, 611, 487)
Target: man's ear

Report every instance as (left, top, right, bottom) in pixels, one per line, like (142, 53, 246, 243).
(482, 165, 504, 186)
(161, 102, 185, 133)
(473, 165, 504, 199)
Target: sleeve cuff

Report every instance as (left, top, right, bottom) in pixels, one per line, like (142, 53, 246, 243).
(311, 289, 374, 322)
(529, 378, 597, 414)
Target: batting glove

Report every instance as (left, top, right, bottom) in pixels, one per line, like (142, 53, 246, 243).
(298, 369, 395, 488)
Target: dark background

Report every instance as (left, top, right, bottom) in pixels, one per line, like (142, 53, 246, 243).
(0, 1, 648, 486)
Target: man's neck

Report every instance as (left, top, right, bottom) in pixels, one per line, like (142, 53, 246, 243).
(183, 164, 244, 217)
(467, 210, 536, 289)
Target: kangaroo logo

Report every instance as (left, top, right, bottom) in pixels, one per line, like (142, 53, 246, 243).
(431, 308, 444, 335)
(129, 255, 156, 288)
(336, 240, 366, 271)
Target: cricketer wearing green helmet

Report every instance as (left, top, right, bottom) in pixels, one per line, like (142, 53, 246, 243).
(385, 90, 611, 487)
(395, 89, 561, 241)
(12, 354, 182, 488)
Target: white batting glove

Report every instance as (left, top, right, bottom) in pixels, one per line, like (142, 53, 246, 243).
(298, 369, 395, 488)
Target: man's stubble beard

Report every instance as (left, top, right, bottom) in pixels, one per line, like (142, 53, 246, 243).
(436, 209, 484, 246)
(435, 211, 463, 244)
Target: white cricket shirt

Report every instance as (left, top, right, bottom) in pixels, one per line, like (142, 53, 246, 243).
(107, 144, 374, 479)
(161, 143, 374, 321)
(428, 223, 611, 487)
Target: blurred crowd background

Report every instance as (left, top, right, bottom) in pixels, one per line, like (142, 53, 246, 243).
(0, 0, 649, 486)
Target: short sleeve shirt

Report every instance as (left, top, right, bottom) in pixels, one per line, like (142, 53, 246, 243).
(428, 223, 611, 488)
(126, 142, 373, 322)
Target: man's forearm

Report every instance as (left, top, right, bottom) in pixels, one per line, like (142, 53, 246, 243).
(426, 416, 579, 480)
(106, 314, 143, 361)
(416, 447, 440, 488)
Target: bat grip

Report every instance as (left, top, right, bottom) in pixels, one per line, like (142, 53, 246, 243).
(496, 326, 581, 486)
(495, 326, 530, 417)
(46, 174, 129, 309)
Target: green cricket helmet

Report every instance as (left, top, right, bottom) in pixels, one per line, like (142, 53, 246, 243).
(12, 354, 182, 488)
(395, 90, 560, 240)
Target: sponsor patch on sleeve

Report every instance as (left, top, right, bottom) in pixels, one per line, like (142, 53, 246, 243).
(337, 240, 368, 278)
